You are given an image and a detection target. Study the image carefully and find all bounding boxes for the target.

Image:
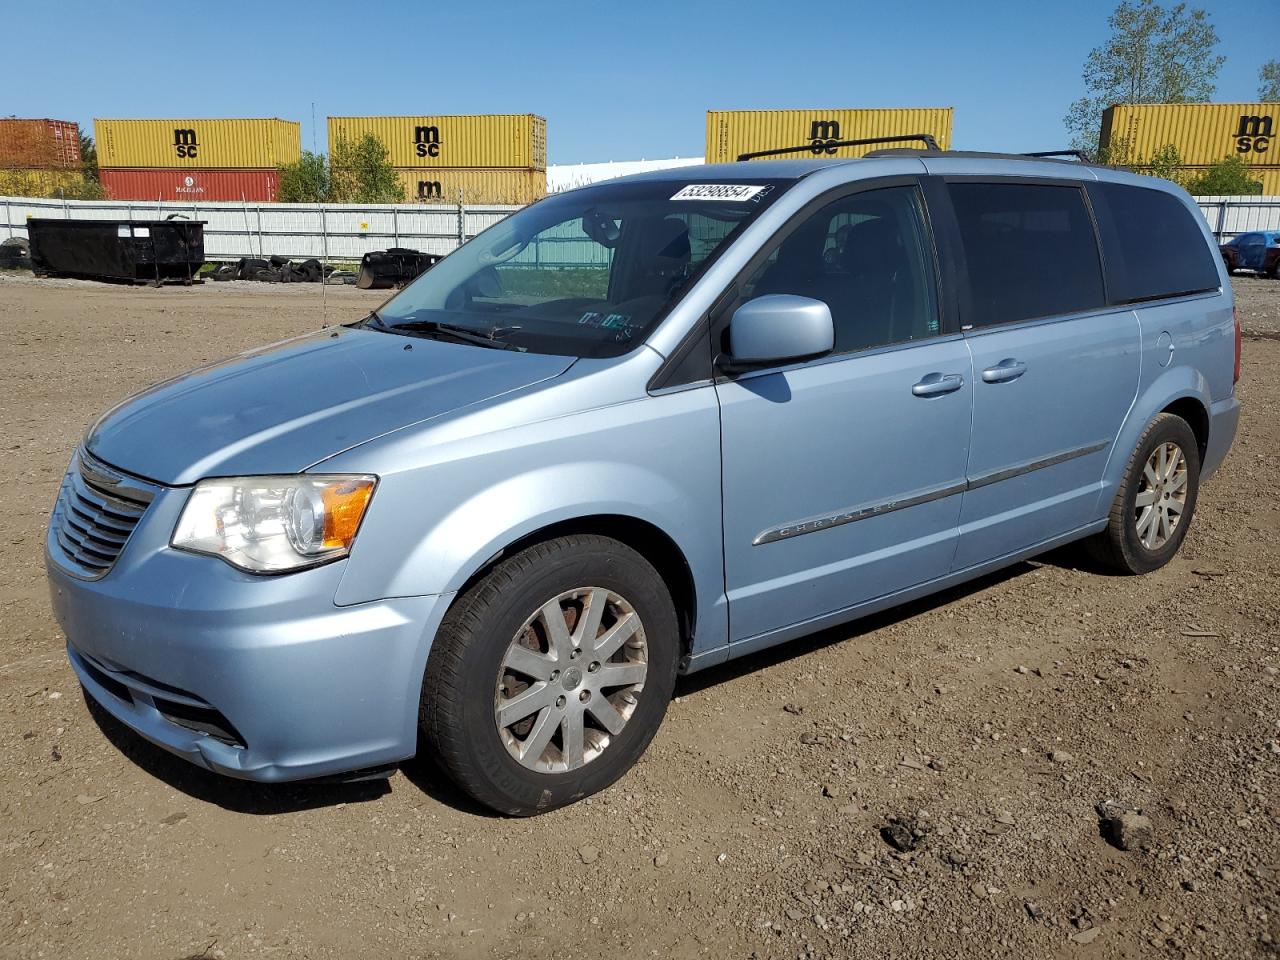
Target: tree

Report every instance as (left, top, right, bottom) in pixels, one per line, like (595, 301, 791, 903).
(1065, 0, 1225, 154)
(77, 124, 99, 184)
(1260, 60, 1280, 101)
(328, 134, 404, 203)
(1184, 155, 1263, 195)
(277, 151, 329, 203)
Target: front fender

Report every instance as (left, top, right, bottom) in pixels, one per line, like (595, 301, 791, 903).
(329, 384, 729, 657)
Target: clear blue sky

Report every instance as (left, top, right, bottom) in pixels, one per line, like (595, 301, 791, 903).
(10, 0, 1275, 164)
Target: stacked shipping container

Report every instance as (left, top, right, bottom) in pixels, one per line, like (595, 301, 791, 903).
(327, 114, 547, 204)
(94, 118, 300, 201)
(1100, 103, 1280, 195)
(0, 118, 85, 197)
(706, 108, 954, 163)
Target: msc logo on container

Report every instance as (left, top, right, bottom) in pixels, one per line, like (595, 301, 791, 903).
(1235, 115, 1274, 155)
(414, 125, 443, 158)
(416, 180, 444, 200)
(173, 128, 199, 159)
(808, 120, 841, 155)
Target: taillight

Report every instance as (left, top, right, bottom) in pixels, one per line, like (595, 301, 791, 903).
(1233, 306, 1241, 385)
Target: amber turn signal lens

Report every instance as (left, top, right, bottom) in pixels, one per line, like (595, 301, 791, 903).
(321, 478, 376, 549)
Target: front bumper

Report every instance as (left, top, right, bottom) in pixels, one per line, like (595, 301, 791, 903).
(46, 488, 450, 782)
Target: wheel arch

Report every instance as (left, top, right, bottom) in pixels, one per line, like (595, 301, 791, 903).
(1161, 395, 1209, 463)
(1100, 367, 1213, 511)
(451, 514, 700, 664)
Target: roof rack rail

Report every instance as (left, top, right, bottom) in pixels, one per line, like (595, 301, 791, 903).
(737, 133, 941, 162)
(1021, 149, 1093, 162)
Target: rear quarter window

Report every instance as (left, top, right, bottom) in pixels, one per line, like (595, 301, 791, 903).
(947, 182, 1106, 327)
(1087, 182, 1221, 303)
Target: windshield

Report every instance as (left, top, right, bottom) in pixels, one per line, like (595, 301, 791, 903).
(374, 178, 790, 357)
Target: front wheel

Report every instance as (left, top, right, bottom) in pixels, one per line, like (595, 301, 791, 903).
(421, 534, 679, 815)
(1087, 413, 1201, 574)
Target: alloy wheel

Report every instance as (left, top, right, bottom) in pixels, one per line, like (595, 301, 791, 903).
(1134, 441, 1188, 550)
(495, 587, 648, 773)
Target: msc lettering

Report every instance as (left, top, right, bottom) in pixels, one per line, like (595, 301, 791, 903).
(414, 125, 443, 158)
(1235, 115, 1274, 155)
(173, 128, 199, 159)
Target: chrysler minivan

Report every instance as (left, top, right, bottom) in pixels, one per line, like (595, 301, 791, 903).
(46, 142, 1241, 815)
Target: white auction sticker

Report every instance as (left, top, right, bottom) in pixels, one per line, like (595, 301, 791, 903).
(671, 184, 767, 202)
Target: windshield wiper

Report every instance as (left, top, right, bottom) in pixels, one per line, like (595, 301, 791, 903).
(379, 318, 524, 351)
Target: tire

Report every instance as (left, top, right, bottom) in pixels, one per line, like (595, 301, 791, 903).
(422, 535, 679, 816)
(1086, 413, 1201, 574)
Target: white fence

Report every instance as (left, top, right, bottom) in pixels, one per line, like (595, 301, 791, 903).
(1194, 196, 1280, 241)
(3, 192, 1279, 265)
(0, 195, 522, 262)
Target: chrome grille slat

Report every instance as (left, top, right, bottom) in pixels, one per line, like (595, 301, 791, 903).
(49, 450, 159, 580)
(66, 501, 133, 538)
(69, 478, 146, 520)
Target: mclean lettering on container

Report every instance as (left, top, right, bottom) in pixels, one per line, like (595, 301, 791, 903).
(101, 169, 281, 202)
(94, 119, 301, 169)
(393, 168, 546, 205)
(706, 108, 953, 163)
(329, 115, 546, 170)
(0, 119, 81, 169)
(1100, 103, 1280, 167)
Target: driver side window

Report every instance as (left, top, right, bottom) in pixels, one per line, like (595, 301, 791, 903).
(741, 185, 940, 356)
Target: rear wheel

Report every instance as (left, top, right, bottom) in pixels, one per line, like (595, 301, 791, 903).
(1087, 413, 1200, 574)
(422, 535, 678, 815)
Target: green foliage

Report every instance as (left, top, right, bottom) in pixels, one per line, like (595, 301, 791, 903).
(277, 151, 330, 203)
(77, 124, 99, 184)
(329, 134, 404, 204)
(1065, 0, 1225, 154)
(1260, 60, 1280, 102)
(1183, 155, 1264, 195)
(61, 178, 107, 200)
(274, 136, 403, 204)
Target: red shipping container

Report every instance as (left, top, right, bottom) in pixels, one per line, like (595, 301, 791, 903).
(0, 118, 81, 169)
(101, 168, 280, 202)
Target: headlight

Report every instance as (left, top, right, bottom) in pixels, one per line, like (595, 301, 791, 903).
(171, 475, 376, 573)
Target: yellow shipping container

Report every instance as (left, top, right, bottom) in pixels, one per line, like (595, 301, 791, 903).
(94, 118, 300, 169)
(329, 115, 546, 170)
(394, 167, 546, 205)
(0, 168, 87, 198)
(707, 108, 953, 163)
(1100, 103, 1280, 167)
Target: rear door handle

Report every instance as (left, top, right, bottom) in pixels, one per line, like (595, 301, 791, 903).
(981, 358, 1028, 383)
(912, 372, 965, 397)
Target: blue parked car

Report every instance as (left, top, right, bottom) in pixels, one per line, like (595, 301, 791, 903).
(1220, 230, 1280, 278)
(46, 140, 1241, 815)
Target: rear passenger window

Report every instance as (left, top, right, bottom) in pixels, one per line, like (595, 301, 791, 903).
(741, 185, 940, 355)
(948, 182, 1106, 327)
(1089, 182, 1221, 302)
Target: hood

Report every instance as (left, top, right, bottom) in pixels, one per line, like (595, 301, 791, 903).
(86, 327, 575, 485)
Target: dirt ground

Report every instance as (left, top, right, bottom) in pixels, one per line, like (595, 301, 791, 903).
(0, 271, 1276, 960)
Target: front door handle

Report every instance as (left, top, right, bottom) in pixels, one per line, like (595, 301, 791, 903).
(912, 372, 965, 397)
(981, 358, 1028, 383)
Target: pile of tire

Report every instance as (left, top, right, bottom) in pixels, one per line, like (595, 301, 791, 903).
(209, 255, 355, 284)
(0, 237, 32, 270)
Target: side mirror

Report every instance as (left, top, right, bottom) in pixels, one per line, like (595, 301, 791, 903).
(717, 295, 834, 373)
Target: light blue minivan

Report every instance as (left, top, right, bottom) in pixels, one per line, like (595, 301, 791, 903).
(46, 142, 1241, 815)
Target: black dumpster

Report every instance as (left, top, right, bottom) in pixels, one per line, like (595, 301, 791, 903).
(357, 248, 442, 290)
(28, 218, 206, 284)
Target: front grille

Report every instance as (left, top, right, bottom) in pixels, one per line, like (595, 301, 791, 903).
(50, 449, 158, 579)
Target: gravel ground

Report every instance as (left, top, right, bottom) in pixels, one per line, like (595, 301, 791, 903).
(0, 271, 1277, 960)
